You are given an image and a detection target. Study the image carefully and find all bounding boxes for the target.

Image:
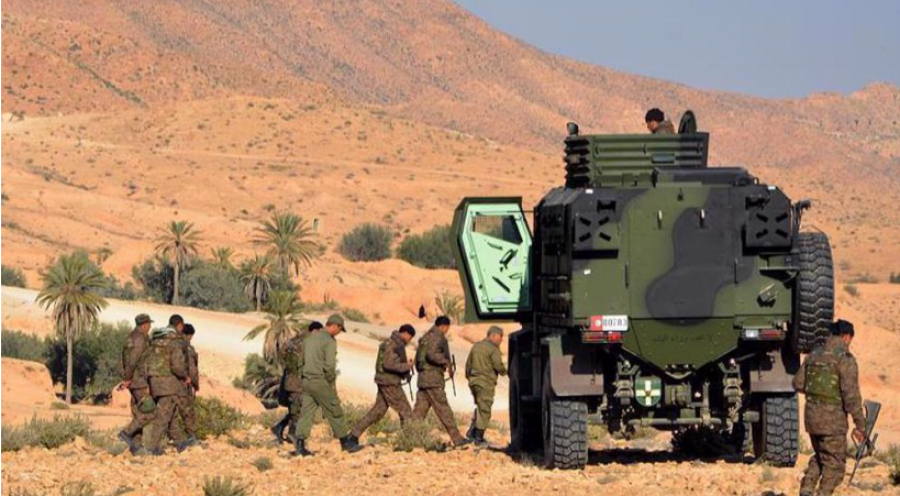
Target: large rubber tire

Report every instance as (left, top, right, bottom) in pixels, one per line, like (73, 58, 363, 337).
(542, 368, 588, 469)
(509, 347, 542, 453)
(752, 394, 799, 467)
(793, 232, 834, 354)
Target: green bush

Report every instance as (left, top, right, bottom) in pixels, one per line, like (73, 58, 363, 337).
(97, 274, 140, 300)
(1, 415, 93, 452)
(203, 476, 253, 496)
(338, 223, 392, 262)
(397, 225, 455, 269)
(877, 444, 900, 485)
(344, 403, 400, 437)
(391, 419, 443, 452)
(844, 284, 860, 297)
(341, 307, 369, 323)
(180, 262, 252, 312)
(196, 397, 248, 440)
(251, 456, 273, 472)
(45, 321, 131, 402)
(1, 329, 47, 363)
(1, 265, 27, 287)
(132, 256, 175, 303)
(234, 353, 282, 404)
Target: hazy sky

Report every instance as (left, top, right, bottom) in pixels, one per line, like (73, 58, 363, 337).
(453, 1, 900, 99)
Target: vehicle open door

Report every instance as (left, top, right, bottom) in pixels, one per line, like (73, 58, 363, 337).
(450, 198, 533, 322)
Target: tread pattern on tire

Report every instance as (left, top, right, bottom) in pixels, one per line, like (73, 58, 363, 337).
(761, 395, 799, 467)
(546, 399, 588, 469)
(796, 232, 834, 353)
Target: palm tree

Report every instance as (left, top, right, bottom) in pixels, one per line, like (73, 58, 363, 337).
(254, 212, 318, 277)
(243, 290, 305, 363)
(154, 220, 201, 305)
(210, 246, 234, 269)
(36, 252, 108, 403)
(240, 254, 273, 312)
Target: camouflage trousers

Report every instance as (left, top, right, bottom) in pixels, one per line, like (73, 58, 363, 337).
(123, 388, 155, 443)
(412, 386, 464, 444)
(800, 434, 847, 496)
(351, 384, 412, 438)
(168, 394, 198, 441)
(295, 379, 349, 441)
(469, 384, 495, 431)
(144, 395, 178, 451)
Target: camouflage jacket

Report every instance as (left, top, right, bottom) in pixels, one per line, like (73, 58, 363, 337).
(375, 331, 411, 386)
(187, 342, 200, 391)
(793, 336, 865, 435)
(302, 330, 337, 384)
(652, 120, 675, 134)
(144, 335, 189, 397)
(121, 328, 150, 390)
(465, 339, 507, 390)
(279, 332, 307, 392)
(416, 327, 450, 389)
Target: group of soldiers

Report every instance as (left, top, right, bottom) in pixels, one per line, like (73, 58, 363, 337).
(270, 314, 507, 456)
(118, 314, 200, 455)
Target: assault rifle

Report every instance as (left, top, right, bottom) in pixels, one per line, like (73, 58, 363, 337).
(849, 400, 882, 485)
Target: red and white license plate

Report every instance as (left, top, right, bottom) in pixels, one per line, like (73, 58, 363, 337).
(589, 315, 629, 332)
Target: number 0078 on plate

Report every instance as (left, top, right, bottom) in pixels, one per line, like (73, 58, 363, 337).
(589, 315, 629, 332)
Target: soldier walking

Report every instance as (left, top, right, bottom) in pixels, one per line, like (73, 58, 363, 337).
(271, 321, 321, 444)
(794, 320, 866, 496)
(348, 324, 416, 444)
(465, 326, 507, 446)
(118, 313, 154, 454)
(412, 316, 471, 447)
(168, 322, 200, 451)
(293, 314, 363, 456)
(142, 317, 190, 455)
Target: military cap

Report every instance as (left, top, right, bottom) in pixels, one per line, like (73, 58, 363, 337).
(135, 314, 153, 326)
(326, 313, 346, 331)
(487, 325, 504, 337)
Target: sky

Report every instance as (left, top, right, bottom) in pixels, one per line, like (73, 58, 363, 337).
(453, 1, 900, 99)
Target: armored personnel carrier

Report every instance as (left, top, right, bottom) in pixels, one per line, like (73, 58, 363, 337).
(450, 113, 834, 469)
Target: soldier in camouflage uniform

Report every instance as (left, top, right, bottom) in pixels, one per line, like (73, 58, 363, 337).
(412, 316, 470, 447)
(168, 322, 200, 451)
(293, 314, 363, 456)
(118, 313, 154, 454)
(142, 320, 190, 455)
(793, 320, 866, 496)
(271, 321, 321, 444)
(465, 326, 507, 446)
(645, 108, 675, 134)
(348, 324, 416, 443)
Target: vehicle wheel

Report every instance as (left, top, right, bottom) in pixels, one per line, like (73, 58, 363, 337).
(509, 331, 542, 453)
(793, 232, 834, 354)
(752, 394, 799, 467)
(542, 368, 588, 469)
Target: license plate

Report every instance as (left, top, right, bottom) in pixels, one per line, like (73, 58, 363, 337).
(589, 315, 629, 332)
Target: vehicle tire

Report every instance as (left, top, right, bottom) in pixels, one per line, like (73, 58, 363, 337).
(752, 394, 799, 467)
(793, 232, 834, 354)
(509, 331, 542, 453)
(542, 367, 588, 469)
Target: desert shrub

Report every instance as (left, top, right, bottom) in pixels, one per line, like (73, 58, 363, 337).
(344, 403, 400, 437)
(890, 273, 900, 284)
(1, 329, 47, 363)
(876, 444, 900, 485)
(1, 265, 27, 287)
(97, 274, 140, 300)
(196, 397, 248, 440)
(434, 290, 464, 324)
(60, 482, 97, 496)
(203, 476, 253, 496)
(84, 429, 128, 456)
(844, 284, 859, 297)
(391, 419, 442, 452)
(341, 307, 369, 323)
(180, 262, 252, 312)
(45, 321, 131, 402)
(1, 415, 92, 452)
(234, 353, 282, 406)
(251, 456, 273, 472)
(397, 225, 455, 269)
(338, 223, 392, 262)
(849, 273, 878, 283)
(132, 256, 175, 303)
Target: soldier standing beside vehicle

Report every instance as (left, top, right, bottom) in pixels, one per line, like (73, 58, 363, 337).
(465, 326, 507, 446)
(118, 313, 154, 454)
(168, 323, 200, 451)
(142, 322, 190, 455)
(794, 320, 866, 496)
(645, 108, 675, 134)
(271, 321, 321, 444)
(348, 324, 416, 444)
(412, 316, 471, 447)
(293, 314, 363, 456)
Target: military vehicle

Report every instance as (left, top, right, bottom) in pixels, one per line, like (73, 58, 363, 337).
(450, 113, 834, 469)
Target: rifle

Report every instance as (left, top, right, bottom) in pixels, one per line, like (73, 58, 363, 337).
(406, 368, 416, 402)
(849, 400, 882, 485)
(449, 354, 457, 397)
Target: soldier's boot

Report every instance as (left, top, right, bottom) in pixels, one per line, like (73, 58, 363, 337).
(466, 409, 477, 440)
(271, 417, 290, 444)
(293, 438, 314, 457)
(453, 436, 473, 448)
(340, 435, 364, 454)
(473, 429, 487, 447)
(176, 437, 200, 453)
(118, 430, 139, 455)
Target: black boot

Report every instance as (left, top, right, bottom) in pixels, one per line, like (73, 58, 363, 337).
(465, 422, 477, 441)
(271, 416, 290, 444)
(293, 438, 314, 457)
(340, 435, 363, 453)
(176, 437, 199, 452)
(118, 430, 139, 455)
(473, 429, 487, 446)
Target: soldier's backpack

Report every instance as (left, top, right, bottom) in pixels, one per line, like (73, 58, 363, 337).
(805, 350, 842, 405)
